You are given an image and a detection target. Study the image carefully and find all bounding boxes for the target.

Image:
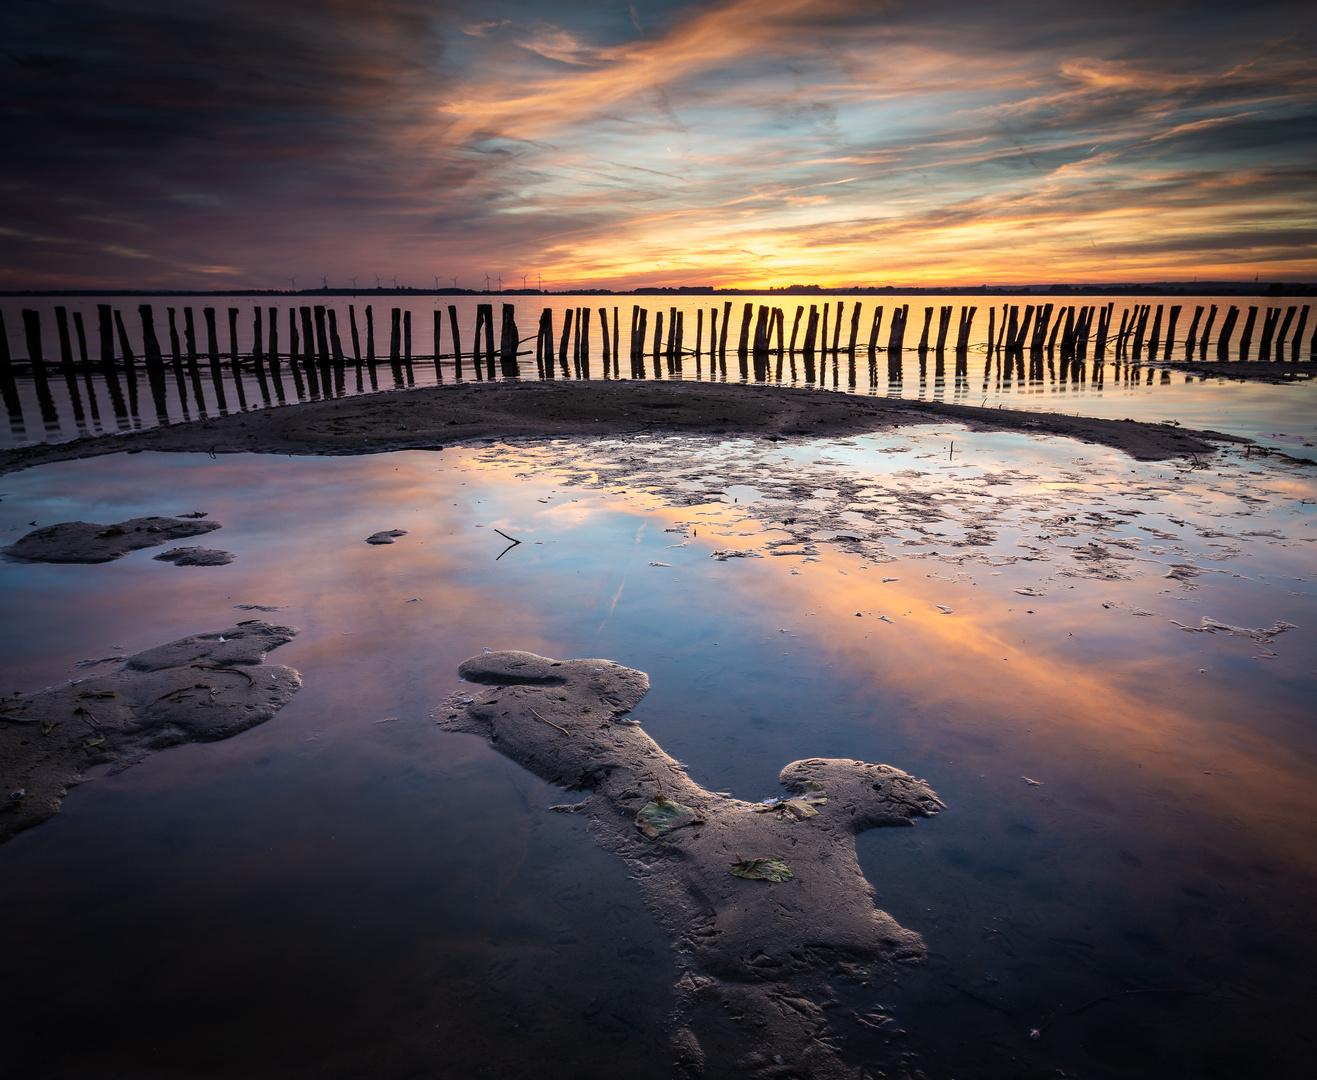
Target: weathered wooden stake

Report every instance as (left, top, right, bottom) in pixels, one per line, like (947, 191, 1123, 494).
(1237, 305, 1259, 361)
(1198, 305, 1217, 360)
(1289, 305, 1309, 361)
(447, 305, 462, 380)
(1215, 306, 1240, 360)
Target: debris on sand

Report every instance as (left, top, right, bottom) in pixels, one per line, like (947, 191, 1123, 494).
(0, 622, 300, 844)
(1170, 616, 1297, 642)
(366, 529, 408, 545)
(2, 517, 221, 563)
(441, 649, 942, 1078)
(153, 546, 235, 566)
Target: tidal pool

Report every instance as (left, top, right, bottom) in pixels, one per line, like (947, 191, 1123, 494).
(0, 427, 1313, 1079)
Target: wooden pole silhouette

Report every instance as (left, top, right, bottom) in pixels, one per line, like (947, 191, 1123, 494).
(447, 305, 462, 380)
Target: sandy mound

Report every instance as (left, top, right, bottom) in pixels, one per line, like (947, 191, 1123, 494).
(440, 649, 942, 1078)
(0, 621, 300, 844)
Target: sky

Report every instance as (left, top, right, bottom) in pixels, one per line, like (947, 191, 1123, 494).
(1, 0, 1314, 291)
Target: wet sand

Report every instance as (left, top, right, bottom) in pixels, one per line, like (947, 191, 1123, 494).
(1150, 359, 1317, 384)
(0, 381, 1249, 477)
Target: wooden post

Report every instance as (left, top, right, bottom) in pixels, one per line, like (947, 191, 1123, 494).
(403, 310, 415, 386)
(365, 305, 376, 362)
(71, 310, 101, 422)
(1113, 308, 1129, 359)
(1094, 303, 1113, 359)
(1289, 305, 1309, 362)
(868, 306, 885, 357)
(803, 304, 819, 355)
(0, 309, 22, 426)
(1275, 305, 1297, 362)
(1183, 306, 1204, 357)
(819, 303, 829, 362)
(934, 306, 951, 352)
(849, 303, 864, 355)
(252, 306, 263, 362)
(613, 307, 619, 367)
(1129, 305, 1148, 359)
(1237, 305, 1259, 361)
(652, 309, 664, 378)
(1198, 305, 1217, 360)
(299, 306, 321, 396)
(470, 305, 486, 381)
(579, 306, 590, 377)
(769, 308, 779, 379)
(432, 310, 444, 381)
(201, 307, 227, 412)
(267, 307, 284, 401)
(1215, 306, 1240, 360)
(483, 303, 495, 377)
(789, 305, 805, 355)
(694, 308, 703, 373)
(635, 308, 648, 377)
(537, 308, 551, 378)
(736, 302, 753, 362)
(328, 308, 345, 364)
(21, 310, 60, 425)
(349, 305, 362, 361)
(51, 307, 87, 427)
(1147, 305, 1164, 359)
(448, 305, 462, 380)
(598, 306, 611, 373)
(313, 306, 330, 363)
(887, 305, 908, 378)
(389, 307, 401, 362)
(830, 301, 844, 356)
(718, 300, 732, 366)
(556, 306, 572, 375)
(955, 306, 976, 352)
(1258, 306, 1282, 362)
(986, 306, 996, 357)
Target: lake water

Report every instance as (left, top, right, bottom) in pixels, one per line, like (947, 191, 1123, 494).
(3, 294, 1315, 462)
(1, 416, 1313, 1078)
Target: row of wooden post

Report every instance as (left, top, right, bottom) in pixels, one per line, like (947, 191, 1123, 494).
(4, 297, 1313, 428)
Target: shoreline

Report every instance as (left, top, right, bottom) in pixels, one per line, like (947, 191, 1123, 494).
(0, 380, 1251, 477)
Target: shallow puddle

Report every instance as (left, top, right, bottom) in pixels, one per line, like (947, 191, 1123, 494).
(1, 429, 1314, 1078)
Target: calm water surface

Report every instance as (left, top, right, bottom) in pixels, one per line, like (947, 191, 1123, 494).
(1, 422, 1313, 1078)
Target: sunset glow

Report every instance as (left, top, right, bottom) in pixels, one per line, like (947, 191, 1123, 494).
(2, 0, 1314, 290)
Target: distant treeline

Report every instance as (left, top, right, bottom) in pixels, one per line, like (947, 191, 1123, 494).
(3, 283, 1313, 299)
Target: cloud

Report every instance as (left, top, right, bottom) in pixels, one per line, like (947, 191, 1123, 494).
(1, 0, 1314, 289)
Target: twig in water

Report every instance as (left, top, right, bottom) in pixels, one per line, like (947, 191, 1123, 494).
(493, 528, 521, 546)
(530, 707, 570, 736)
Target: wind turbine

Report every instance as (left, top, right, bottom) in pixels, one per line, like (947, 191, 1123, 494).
(451, 277, 458, 289)
(374, 274, 382, 289)
(289, 276, 297, 290)
(484, 274, 491, 292)
(321, 275, 329, 290)
(522, 275, 527, 290)
(350, 276, 357, 290)
(433, 274, 440, 290)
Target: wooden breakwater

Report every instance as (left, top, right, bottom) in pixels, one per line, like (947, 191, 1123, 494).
(2, 299, 1312, 437)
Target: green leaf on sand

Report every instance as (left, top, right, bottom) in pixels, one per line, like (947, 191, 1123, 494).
(731, 857, 794, 883)
(635, 794, 703, 839)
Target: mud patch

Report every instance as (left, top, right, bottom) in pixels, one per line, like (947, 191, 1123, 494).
(440, 649, 941, 1079)
(2, 517, 221, 563)
(0, 622, 300, 844)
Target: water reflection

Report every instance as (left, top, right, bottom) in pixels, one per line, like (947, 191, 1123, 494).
(0, 437, 1313, 1078)
(3, 296, 1314, 459)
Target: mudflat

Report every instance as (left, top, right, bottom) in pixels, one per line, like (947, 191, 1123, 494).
(0, 381, 1248, 477)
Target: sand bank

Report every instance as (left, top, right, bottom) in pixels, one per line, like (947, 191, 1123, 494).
(1, 622, 300, 845)
(443, 650, 942, 1079)
(0, 382, 1248, 477)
